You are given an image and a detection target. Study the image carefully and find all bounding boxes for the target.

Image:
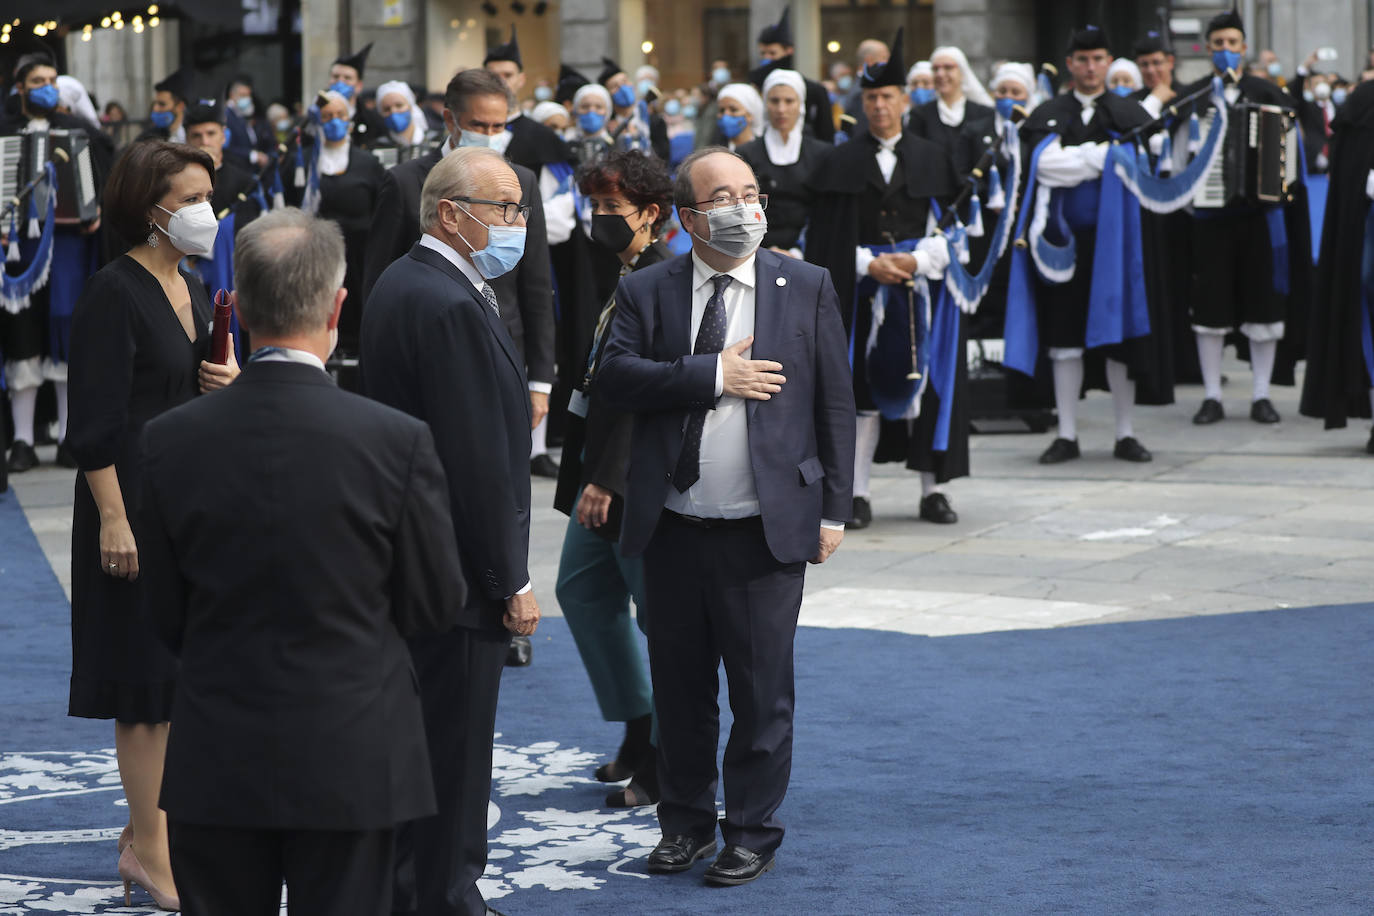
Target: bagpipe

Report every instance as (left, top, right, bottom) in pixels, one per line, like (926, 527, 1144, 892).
(863, 108, 1026, 450)
(0, 131, 90, 313)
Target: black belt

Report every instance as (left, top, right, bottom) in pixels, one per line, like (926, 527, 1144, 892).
(664, 510, 762, 530)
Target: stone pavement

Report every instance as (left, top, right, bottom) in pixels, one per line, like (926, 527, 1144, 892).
(8, 353, 1372, 637)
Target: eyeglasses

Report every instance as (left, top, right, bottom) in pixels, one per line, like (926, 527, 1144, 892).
(691, 192, 769, 211)
(447, 196, 531, 225)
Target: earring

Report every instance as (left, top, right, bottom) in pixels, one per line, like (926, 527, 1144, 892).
(146, 222, 158, 248)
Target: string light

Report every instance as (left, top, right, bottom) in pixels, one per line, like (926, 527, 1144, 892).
(0, 34, 9, 44)
(101, 16, 111, 27)
(114, 19, 124, 29)
(82, 30, 92, 41)
(1, 23, 10, 33)
(33, 24, 48, 35)
(148, 4, 159, 13)
(112, 11, 121, 21)
(827, 40, 841, 53)
(149, 16, 159, 25)
(641, 40, 653, 54)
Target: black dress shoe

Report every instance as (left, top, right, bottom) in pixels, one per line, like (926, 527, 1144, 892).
(505, 635, 532, 667)
(530, 453, 560, 478)
(1192, 398, 1225, 425)
(1113, 436, 1153, 462)
(1250, 398, 1281, 424)
(1038, 437, 1080, 464)
(703, 844, 775, 886)
(55, 441, 77, 469)
(918, 492, 958, 524)
(850, 496, 872, 529)
(647, 835, 717, 873)
(6, 441, 38, 473)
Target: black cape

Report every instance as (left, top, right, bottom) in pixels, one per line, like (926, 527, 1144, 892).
(506, 114, 573, 172)
(1300, 80, 1374, 428)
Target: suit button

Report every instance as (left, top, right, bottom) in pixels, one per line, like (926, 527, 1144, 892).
(665, 472, 672, 481)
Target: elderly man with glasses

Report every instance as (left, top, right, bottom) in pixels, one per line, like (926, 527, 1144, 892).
(361, 146, 539, 916)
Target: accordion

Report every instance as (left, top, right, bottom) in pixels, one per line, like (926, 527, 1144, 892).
(370, 143, 425, 170)
(0, 130, 99, 225)
(1192, 102, 1297, 209)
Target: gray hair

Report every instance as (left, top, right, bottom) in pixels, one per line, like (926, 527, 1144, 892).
(420, 146, 507, 233)
(673, 146, 749, 212)
(233, 208, 345, 337)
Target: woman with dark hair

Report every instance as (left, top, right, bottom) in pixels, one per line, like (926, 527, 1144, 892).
(66, 139, 240, 911)
(553, 150, 671, 808)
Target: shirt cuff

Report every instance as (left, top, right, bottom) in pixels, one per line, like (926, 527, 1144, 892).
(1141, 94, 1164, 119)
(510, 581, 532, 598)
(714, 354, 724, 398)
(528, 381, 553, 394)
(821, 519, 846, 531)
(1297, 65, 1311, 77)
(1365, 169, 1374, 200)
(855, 245, 876, 279)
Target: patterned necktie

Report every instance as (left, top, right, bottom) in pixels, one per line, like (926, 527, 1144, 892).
(672, 273, 732, 493)
(480, 282, 501, 315)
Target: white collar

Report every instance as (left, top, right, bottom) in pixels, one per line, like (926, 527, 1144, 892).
(252, 347, 326, 371)
(763, 125, 803, 165)
(872, 130, 902, 152)
(319, 140, 350, 175)
(440, 134, 455, 157)
(690, 249, 757, 291)
(937, 96, 966, 127)
(1073, 89, 1105, 108)
(419, 232, 486, 292)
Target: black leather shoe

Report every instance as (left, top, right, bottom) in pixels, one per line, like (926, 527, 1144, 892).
(506, 635, 532, 667)
(850, 496, 872, 529)
(1192, 398, 1225, 425)
(1113, 436, 1153, 462)
(55, 440, 77, 469)
(6, 441, 38, 473)
(647, 835, 717, 873)
(703, 844, 775, 886)
(530, 453, 560, 478)
(1250, 398, 1281, 424)
(1038, 437, 1080, 464)
(918, 493, 958, 524)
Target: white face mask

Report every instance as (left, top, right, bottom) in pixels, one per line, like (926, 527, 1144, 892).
(687, 201, 768, 259)
(458, 128, 513, 155)
(156, 201, 220, 257)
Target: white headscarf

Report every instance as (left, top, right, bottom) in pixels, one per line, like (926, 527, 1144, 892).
(573, 84, 613, 114)
(761, 69, 806, 165)
(317, 89, 352, 175)
(1106, 59, 1143, 91)
(56, 75, 101, 131)
(531, 101, 567, 127)
(929, 46, 994, 107)
(991, 63, 1036, 99)
(374, 79, 423, 146)
(717, 82, 764, 137)
(907, 61, 933, 86)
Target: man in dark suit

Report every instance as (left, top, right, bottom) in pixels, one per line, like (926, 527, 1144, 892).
(598, 148, 856, 886)
(361, 146, 540, 916)
(139, 209, 465, 915)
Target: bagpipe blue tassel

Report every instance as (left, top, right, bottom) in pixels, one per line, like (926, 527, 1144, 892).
(1158, 131, 1174, 175)
(1188, 110, 1201, 154)
(294, 144, 306, 189)
(26, 194, 39, 239)
(1037, 72, 1054, 104)
(6, 211, 20, 263)
(987, 164, 1006, 211)
(270, 169, 286, 210)
(967, 186, 984, 238)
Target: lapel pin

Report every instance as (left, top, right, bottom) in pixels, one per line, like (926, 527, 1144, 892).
(775, 277, 787, 287)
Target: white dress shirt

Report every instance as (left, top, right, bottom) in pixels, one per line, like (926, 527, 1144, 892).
(251, 347, 326, 372)
(319, 140, 350, 176)
(665, 252, 759, 519)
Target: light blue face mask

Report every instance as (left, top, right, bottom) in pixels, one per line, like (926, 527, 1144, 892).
(718, 114, 748, 139)
(321, 117, 349, 142)
(1267, 62, 1282, 77)
(1111, 85, 1134, 97)
(1212, 49, 1242, 75)
(534, 86, 553, 102)
(150, 109, 176, 129)
(637, 79, 655, 98)
(995, 97, 1017, 120)
(1333, 87, 1348, 106)
(837, 75, 853, 92)
(682, 104, 698, 120)
(712, 67, 731, 86)
(612, 84, 636, 108)
(910, 87, 936, 106)
(664, 99, 682, 117)
(329, 80, 356, 100)
(455, 202, 527, 279)
(233, 95, 254, 115)
(579, 110, 606, 134)
(28, 84, 60, 111)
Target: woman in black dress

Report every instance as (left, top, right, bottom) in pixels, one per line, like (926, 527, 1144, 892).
(735, 69, 830, 259)
(552, 151, 672, 808)
(313, 91, 386, 355)
(67, 140, 239, 910)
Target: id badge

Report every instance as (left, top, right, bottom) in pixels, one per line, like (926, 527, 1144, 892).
(568, 390, 590, 418)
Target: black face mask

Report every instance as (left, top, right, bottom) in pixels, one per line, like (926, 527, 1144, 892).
(591, 212, 640, 253)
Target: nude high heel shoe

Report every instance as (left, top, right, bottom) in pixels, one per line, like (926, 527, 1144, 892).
(117, 823, 132, 854)
(117, 844, 181, 911)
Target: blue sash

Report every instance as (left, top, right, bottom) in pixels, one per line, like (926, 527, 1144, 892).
(856, 239, 929, 423)
(1003, 135, 1058, 376)
(1085, 156, 1150, 350)
(0, 162, 57, 315)
(47, 232, 98, 362)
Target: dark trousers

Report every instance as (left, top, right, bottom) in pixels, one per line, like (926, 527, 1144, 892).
(168, 820, 394, 916)
(643, 513, 805, 856)
(394, 624, 508, 916)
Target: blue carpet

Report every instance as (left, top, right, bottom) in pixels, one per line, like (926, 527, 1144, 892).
(1, 488, 1372, 914)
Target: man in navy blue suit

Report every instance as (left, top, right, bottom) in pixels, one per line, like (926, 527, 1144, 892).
(598, 147, 856, 886)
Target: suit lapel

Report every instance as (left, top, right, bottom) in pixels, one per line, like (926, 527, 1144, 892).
(408, 244, 525, 379)
(659, 257, 693, 359)
(747, 252, 781, 422)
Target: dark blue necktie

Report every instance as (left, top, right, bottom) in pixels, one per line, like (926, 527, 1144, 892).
(672, 273, 732, 493)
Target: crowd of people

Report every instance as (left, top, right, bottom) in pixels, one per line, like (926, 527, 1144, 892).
(3, 2, 1374, 913)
